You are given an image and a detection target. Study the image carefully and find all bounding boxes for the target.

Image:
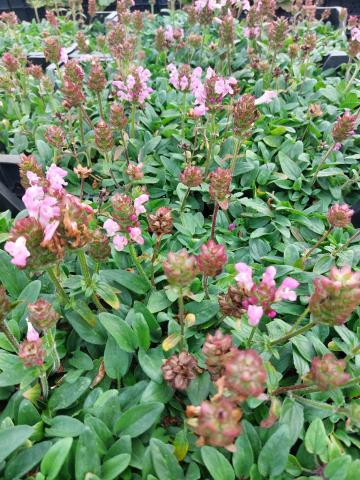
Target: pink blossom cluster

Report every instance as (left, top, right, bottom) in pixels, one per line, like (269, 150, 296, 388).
(167, 64, 202, 92)
(5, 164, 69, 267)
(113, 66, 153, 104)
(351, 27, 360, 42)
(254, 90, 277, 105)
(164, 25, 184, 44)
(235, 263, 299, 326)
(103, 194, 149, 251)
(191, 67, 237, 116)
(244, 26, 261, 38)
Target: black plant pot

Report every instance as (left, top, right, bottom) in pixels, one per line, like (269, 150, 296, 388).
(0, 156, 24, 214)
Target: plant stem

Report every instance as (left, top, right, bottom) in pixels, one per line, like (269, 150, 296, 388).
(47, 267, 69, 304)
(97, 92, 104, 119)
(203, 275, 209, 298)
(179, 187, 190, 213)
(204, 112, 216, 175)
(128, 243, 152, 290)
(344, 63, 360, 94)
(345, 344, 360, 361)
(78, 107, 85, 145)
(151, 236, 162, 286)
(34, 7, 40, 23)
(247, 326, 257, 348)
(78, 250, 105, 311)
(287, 306, 310, 335)
(333, 230, 360, 256)
(181, 92, 187, 139)
(303, 227, 333, 261)
(312, 143, 335, 184)
(269, 320, 317, 346)
(0, 320, 19, 351)
(178, 287, 185, 349)
(292, 394, 346, 414)
(130, 104, 136, 139)
(210, 202, 219, 241)
(230, 136, 241, 174)
(39, 368, 49, 401)
(272, 383, 316, 396)
(45, 329, 60, 373)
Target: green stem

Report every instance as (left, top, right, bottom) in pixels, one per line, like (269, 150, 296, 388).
(204, 112, 216, 175)
(344, 63, 360, 94)
(78, 107, 85, 146)
(0, 320, 19, 351)
(210, 203, 219, 241)
(39, 368, 49, 401)
(179, 187, 191, 213)
(47, 267, 69, 304)
(178, 287, 185, 349)
(128, 243, 152, 290)
(45, 329, 60, 372)
(247, 326, 257, 348)
(97, 92, 104, 119)
(303, 227, 333, 261)
(333, 230, 360, 257)
(269, 320, 317, 346)
(151, 236, 162, 286)
(130, 104, 136, 139)
(292, 394, 346, 414)
(230, 136, 241, 174)
(345, 345, 360, 361)
(287, 306, 310, 335)
(203, 275, 209, 298)
(312, 143, 335, 184)
(78, 250, 105, 312)
(181, 92, 187, 139)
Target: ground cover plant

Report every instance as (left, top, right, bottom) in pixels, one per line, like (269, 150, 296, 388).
(0, 0, 360, 478)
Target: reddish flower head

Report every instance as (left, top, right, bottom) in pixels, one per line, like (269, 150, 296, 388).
(309, 354, 350, 390)
(327, 203, 354, 228)
(197, 240, 227, 277)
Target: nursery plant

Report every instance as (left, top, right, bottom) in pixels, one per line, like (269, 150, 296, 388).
(0, 0, 360, 479)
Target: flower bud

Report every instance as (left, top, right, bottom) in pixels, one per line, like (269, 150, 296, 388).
(19, 338, 46, 367)
(309, 354, 350, 391)
(26, 64, 43, 79)
(186, 397, 242, 449)
(64, 59, 84, 85)
(223, 349, 267, 401)
(233, 94, 259, 137)
(94, 119, 113, 152)
(111, 193, 137, 228)
(162, 351, 200, 390)
(2, 52, 19, 72)
(197, 240, 227, 277)
(209, 168, 232, 210)
(332, 111, 357, 143)
(88, 229, 111, 262)
(308, 103, 323, 118)
(19, 155, 45, 189)
(309, 266, 360, 326)
(76, 31, 89, 53)
(202, 330, 233, 380)
(43, 37, 61, 64)
(62, 80, 85, 108)
(46, 10, 58, 27)
(126, 162, 144, 180)
(180, 166, 203, 187)
(327, 203, 354, 228)
(88, 61, 106, 93)
(148, 207, 173, 236)
(28, 299, 59, 330)
(163, 249, 198, 287)
(110, 103, 127, 130)
(218, 285, 245, 318)
(45, 125, 66, 150)
(88, 0, 96, 17)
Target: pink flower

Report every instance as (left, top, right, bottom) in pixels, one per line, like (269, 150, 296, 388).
(333, 142, 342, 151)
(43, 221, 60, 242)
(26, 171, 40, 186)
(254, 91, 278, 105)
(46, 164, 68, 191)
(134, 194, 149, 216)
(60, 47, 68, 64)
(38, 196, 60, 228)
(242, 0, 250, 11)
(235, 262, 254, 292)
(128, 227, 144, 245)
(103, 219, 120, 237)
(214, 77, 237, 96)
(22, 185, 44, 218)
(275, 277, 299, 302)
(26, 320, 39, 341)
(113, 66, 153, 104)
(261, 266, 276, 289)
(192, 104, 207, 117)
(351, 27, 360, 42)
(247, 305, 263, 326)
(244, 26, 261, 39)
(113, 234, 128, 251)
(5, 236, 30, 267)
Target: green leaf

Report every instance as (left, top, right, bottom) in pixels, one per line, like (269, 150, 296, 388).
(305, 418, 328, 455)
(150, 438, 185, 480)
(0, 425, 34, 463)
(99, 312, 138, 352)
(75, 427, 101, 480)
(187, 372, 211, 406)
(201, 446, 235, 480)
(278, 151, 302, 181)
(4, 441, 51, 480)
(101, 269, 150, 294)
(104, 336, 131, 379)
(258, 425, 291, 477)
(232, 428, 254, 478)
(36, 139, 53, 162)
(48, 377, 91, 411)
(133, 313, 151, 350)
(40, 437, 73, 480)
(114, 402, 164, 438)
(95, 282, 120, 310)
(0, 251, 28, 297)
(73, 300, 97, 327)
(45, 416, 85, 438)
(138, 348, 164, 383)
(280, 399, 304, 447)
(324, 455, 352, 480)
(102, 454, 131, 480)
